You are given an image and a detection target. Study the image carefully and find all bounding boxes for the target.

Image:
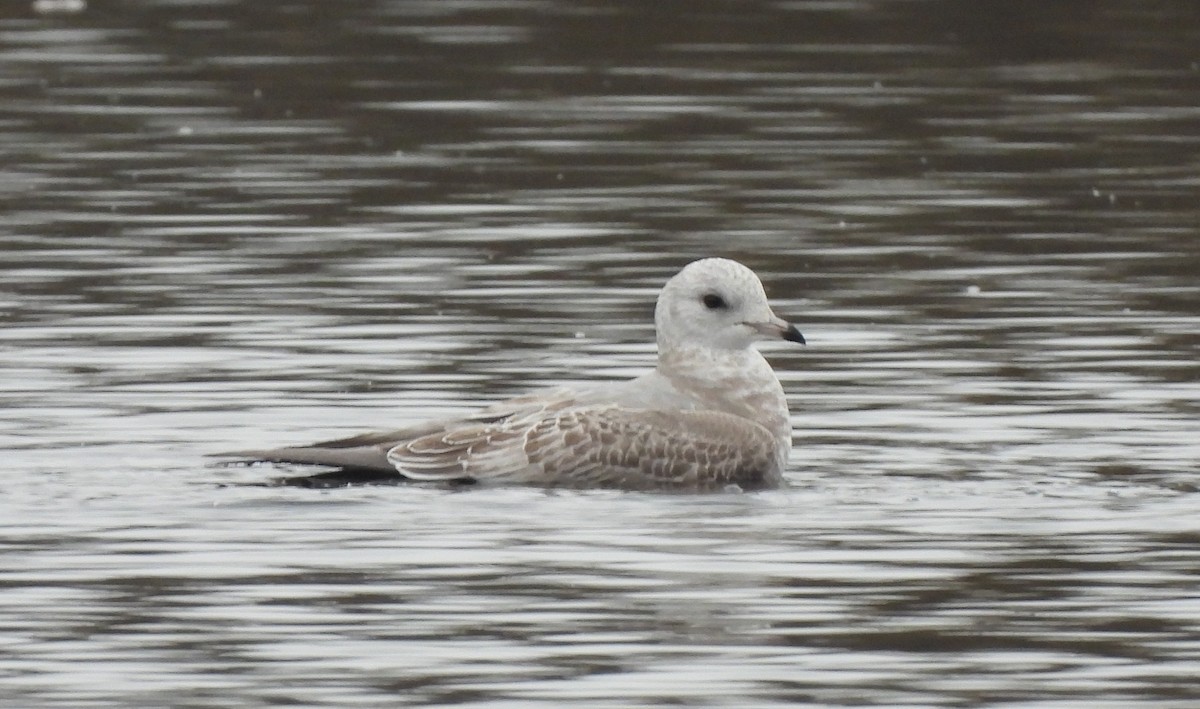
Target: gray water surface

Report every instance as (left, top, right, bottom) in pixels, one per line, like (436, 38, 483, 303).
(2, 1, 1198, 706)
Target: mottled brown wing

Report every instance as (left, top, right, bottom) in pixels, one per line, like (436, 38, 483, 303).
(211, 387, 582, 473)
(386, 407, 783, 492)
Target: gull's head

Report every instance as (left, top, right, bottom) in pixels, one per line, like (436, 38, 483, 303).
(654, 258, 805, 354)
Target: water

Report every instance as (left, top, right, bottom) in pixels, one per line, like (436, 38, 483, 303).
(2, 0, 1198, 706)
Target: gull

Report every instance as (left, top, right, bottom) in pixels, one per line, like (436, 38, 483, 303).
(220, 258, 805, 491)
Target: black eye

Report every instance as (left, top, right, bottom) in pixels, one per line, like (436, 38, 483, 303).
(701, 293, 727, 310)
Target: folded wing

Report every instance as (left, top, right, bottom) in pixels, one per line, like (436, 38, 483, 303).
(211, 387, 582, 475)
(387, 407, 782, 492)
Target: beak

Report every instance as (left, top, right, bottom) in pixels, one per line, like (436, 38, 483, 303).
(747, 317, 806, 345)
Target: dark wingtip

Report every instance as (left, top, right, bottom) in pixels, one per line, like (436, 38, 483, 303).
(783, 324, 806, 345)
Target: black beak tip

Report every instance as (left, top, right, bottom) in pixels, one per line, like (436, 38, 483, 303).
(783, 324, 806, 345)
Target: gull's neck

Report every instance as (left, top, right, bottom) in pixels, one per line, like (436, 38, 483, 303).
(656, 344, 792, 454)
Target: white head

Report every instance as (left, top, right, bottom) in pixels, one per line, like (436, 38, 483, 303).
(654, 258, 805, 354)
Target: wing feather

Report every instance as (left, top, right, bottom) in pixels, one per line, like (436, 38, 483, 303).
(210, 387, 583, 475)
(386, 407, 783, 491)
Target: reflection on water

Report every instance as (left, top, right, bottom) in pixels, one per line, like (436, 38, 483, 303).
(1, 0, 1198, 706)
